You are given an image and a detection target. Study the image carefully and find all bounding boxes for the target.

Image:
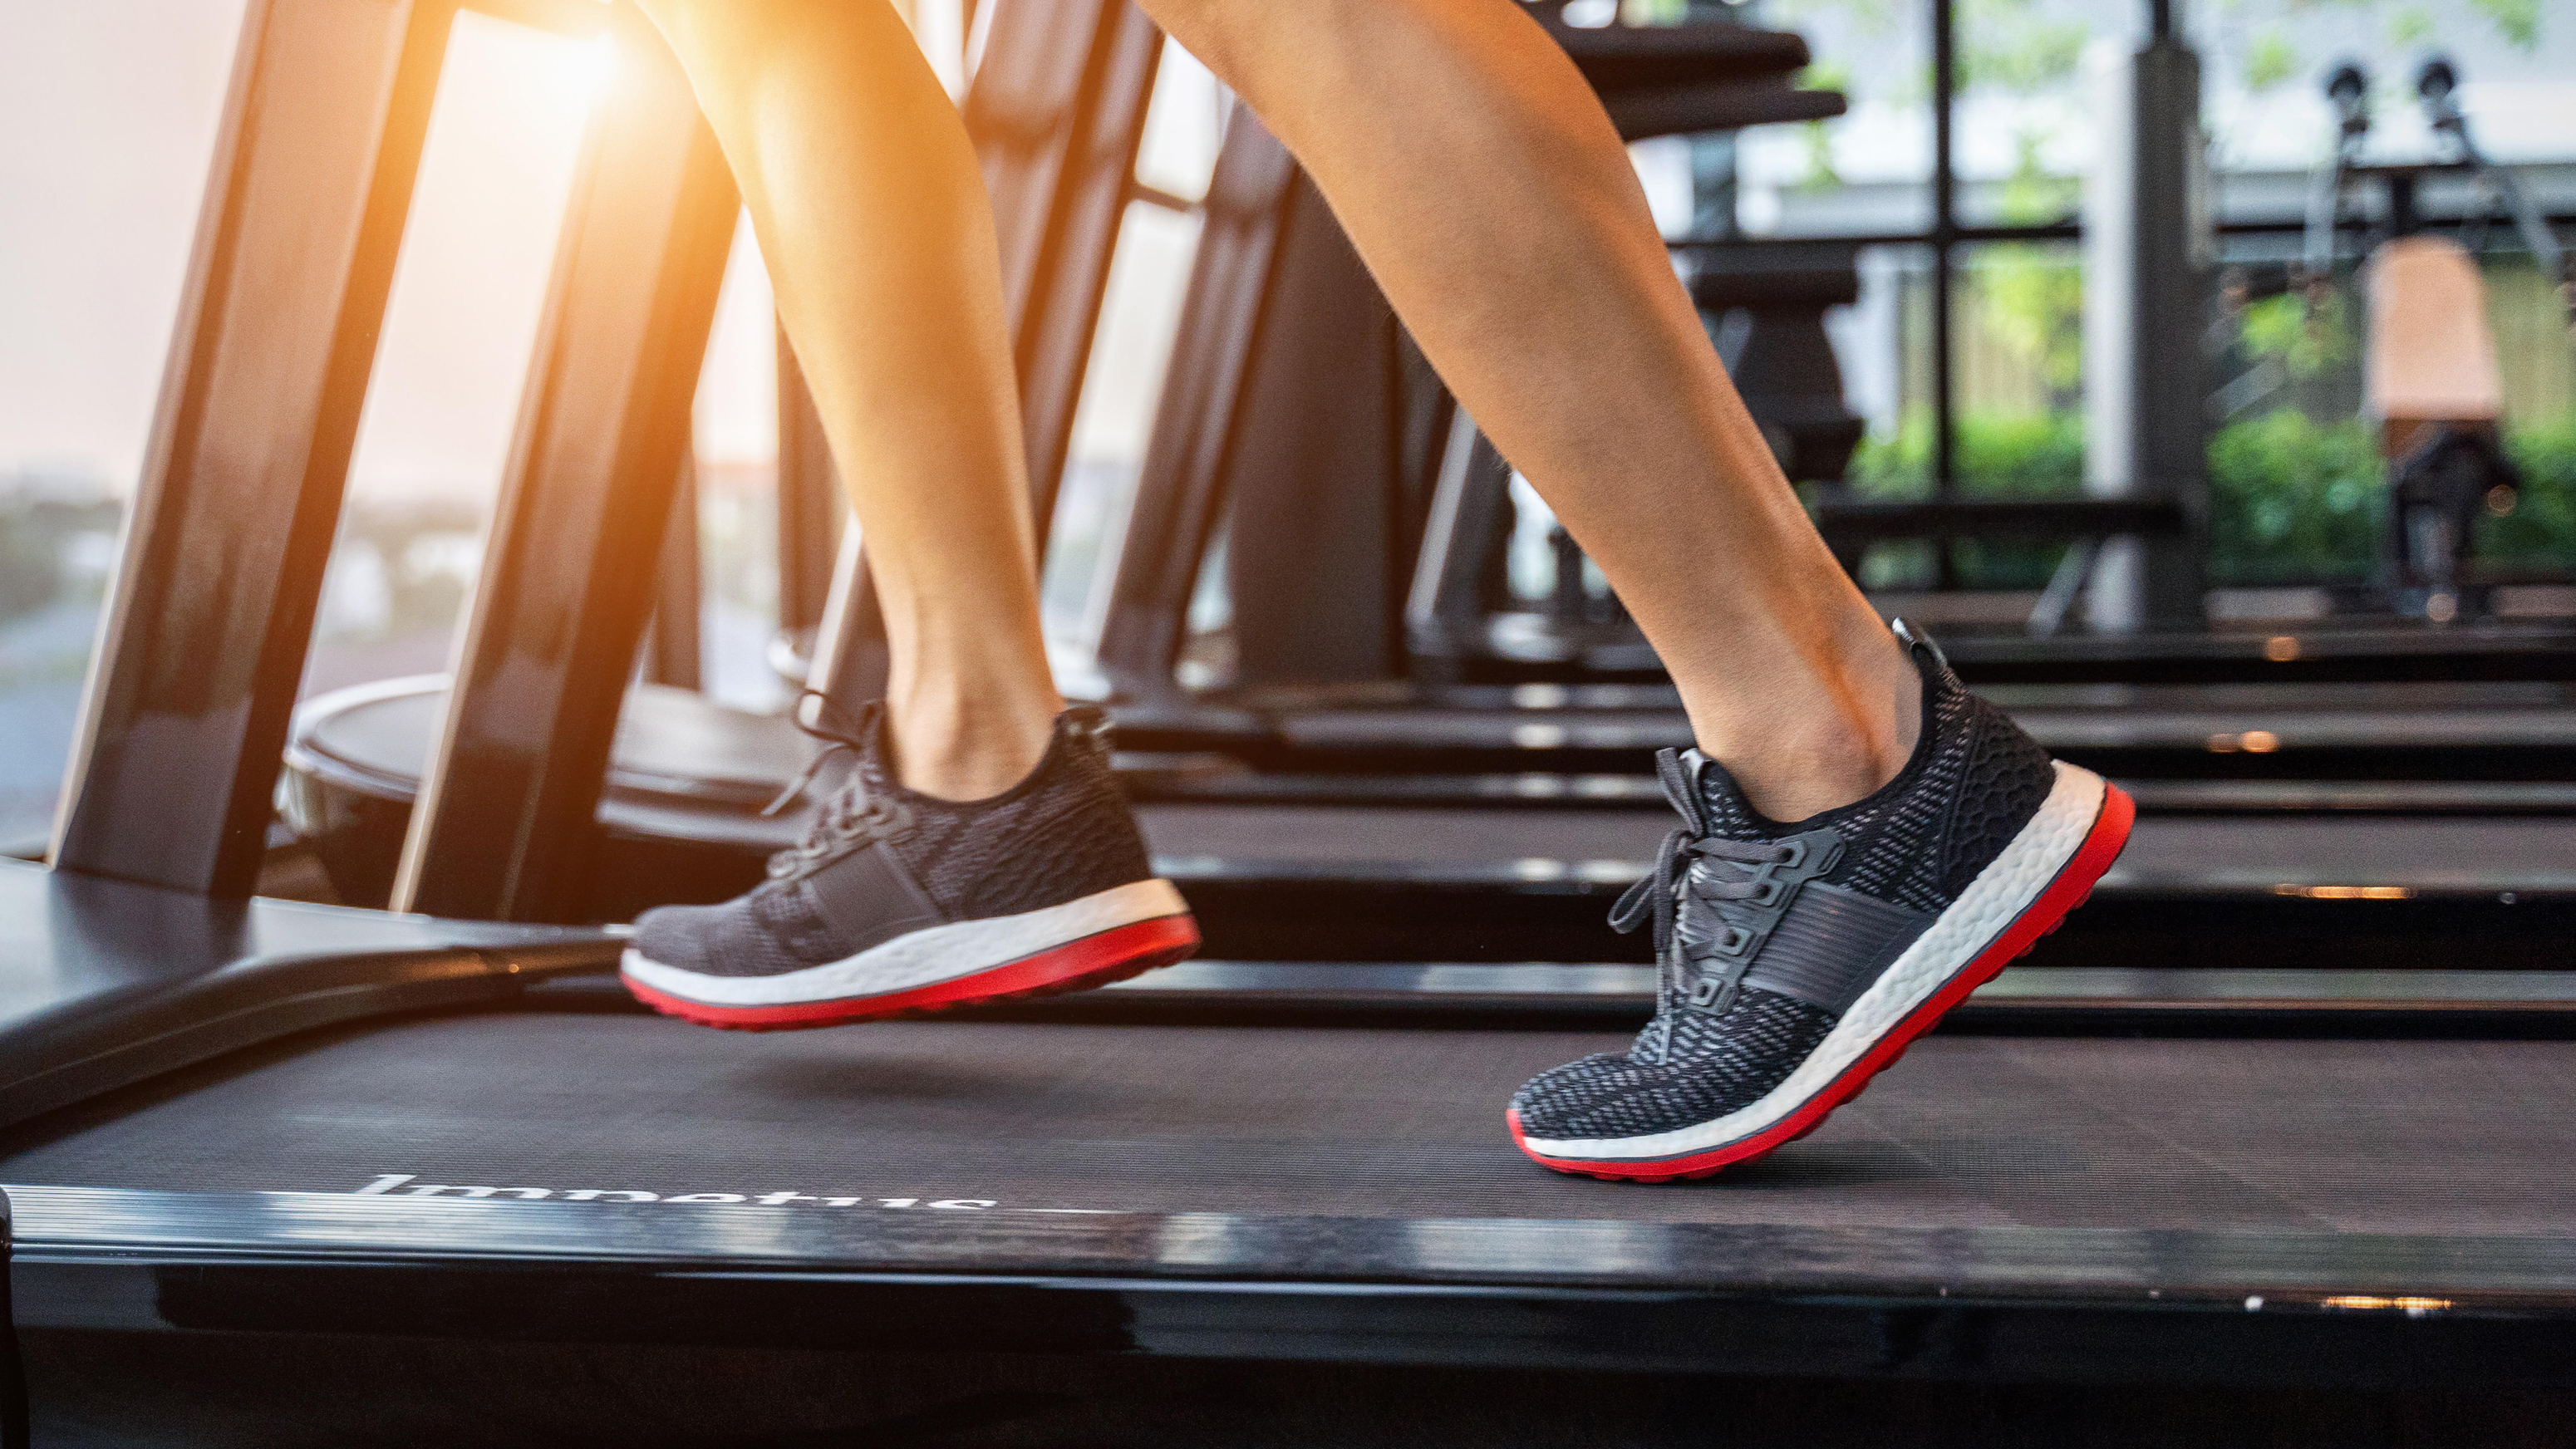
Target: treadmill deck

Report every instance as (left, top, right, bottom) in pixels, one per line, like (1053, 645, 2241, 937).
(8, 1010, 2573, 1235)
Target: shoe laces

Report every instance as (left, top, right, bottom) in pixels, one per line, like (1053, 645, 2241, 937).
(1610, 749, 1797, 1056)
(760, 694, 911, 884)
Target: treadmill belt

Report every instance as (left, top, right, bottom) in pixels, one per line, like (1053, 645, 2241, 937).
(1138, 803, 2576, 883)
(6, 1013, 2574, 1234)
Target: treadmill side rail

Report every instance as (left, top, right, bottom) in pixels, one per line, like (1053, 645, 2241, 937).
(0, 861, 614, 1131)
(12, 1185, 2576, 1391)
(391, 16, 739, 924)
(51, 0, 456, 897)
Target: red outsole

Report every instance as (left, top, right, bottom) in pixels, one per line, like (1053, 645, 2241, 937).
(622, 913, 1202, 1032)
(1512, 782, 2137, 1183)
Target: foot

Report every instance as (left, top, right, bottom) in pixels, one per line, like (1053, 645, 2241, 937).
(1508, 622, 2132, 1181)
(621, 705, 1198, 1029)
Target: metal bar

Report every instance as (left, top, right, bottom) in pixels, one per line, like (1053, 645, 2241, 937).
(1094, 111, 1301, 701)
(1671, 211, 2576, 252)
(1128, 180, 1197, 214)
(393, 12, 738, 921)
(52, 0, 450, 896)
(1673, 223, 2078, 248)
(1813, 497, 2188, 543)
(643, 452, 703, 690)
(804, 0, 1163, 708)
(969, 0, 1164, 545)
(28, 1186, 2576, 1386)
(1217, 171, 1408, 689)
(773, 327, 843, 638)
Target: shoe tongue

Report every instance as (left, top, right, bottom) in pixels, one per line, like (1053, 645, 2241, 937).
(1678, 749, 1772, 839)
(855, 720, 899, 794)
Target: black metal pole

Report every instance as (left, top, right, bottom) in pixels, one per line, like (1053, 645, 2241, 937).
(1930, 0, 1959, 586)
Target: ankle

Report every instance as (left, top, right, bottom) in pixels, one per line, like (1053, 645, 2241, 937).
(1684, 626, 1921, 823)
(882, 688, 1062, 803)
(1725, 717, 1910, 823)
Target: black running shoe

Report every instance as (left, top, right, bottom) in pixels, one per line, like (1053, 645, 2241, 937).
(621, 705, 1197, 1029)
(1508, 623, 2132, 1180)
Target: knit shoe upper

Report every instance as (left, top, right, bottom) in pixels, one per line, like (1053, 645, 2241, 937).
(622, 705, 1196, 1028)
(1509, 623, 2119, 1175)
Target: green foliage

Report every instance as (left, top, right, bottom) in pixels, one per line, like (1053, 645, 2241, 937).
(2244, 28, 2299, 91)
(1848, 411, 2087, 499)
(2239, 291, 2355, 380)
(2489, 420, 2576, 567)
(1767, 0, 1897, 37)
(2206, 411, 2384, 582)
(1844, 414, 2081, 588)
(1957, 0, 2089, 93)
(1978, 247, 2086, 395)
(1845, 410, 2576, 585)
(1793, 61, 1853, 190)
(1618, 0, 1689, 23)
(1796, 121, 1842, 190)
(2384, 6, 2437, 49)
(2468, 0, 2541, 51)
(1840, 410, 2576, 586)
(1969, 140, 2086, 400)
(2203, 414, 2576, 581)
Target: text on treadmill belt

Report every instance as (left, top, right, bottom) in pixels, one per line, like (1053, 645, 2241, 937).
(349, 1174, 1113, 1211)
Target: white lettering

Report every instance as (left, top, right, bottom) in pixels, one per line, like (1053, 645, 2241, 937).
(402, 1186, 551, 1199)
(347, 1179, 1033, 1210)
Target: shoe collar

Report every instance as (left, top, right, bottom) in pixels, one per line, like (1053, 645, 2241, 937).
(1676, 619, 1955, 837)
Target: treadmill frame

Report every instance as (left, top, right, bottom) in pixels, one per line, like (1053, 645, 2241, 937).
(16, 1184, 2576, 1389)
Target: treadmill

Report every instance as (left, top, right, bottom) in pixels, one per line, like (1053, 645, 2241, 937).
(8, 0, 2576, 1444)
(15, 858, 2576, 1444)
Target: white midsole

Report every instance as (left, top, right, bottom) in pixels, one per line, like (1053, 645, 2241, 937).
(621, 877, 1189, 1006)
(1521, 762, 2109, 1163)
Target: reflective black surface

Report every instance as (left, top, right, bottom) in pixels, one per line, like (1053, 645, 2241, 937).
(0, 859, 615, 1127)
(18, 1010, 2575, 1230)
(13, 1182, 2576, 1387)
(986, 960, 2576, 1033)
(968, 0, 1162, 538)
(280, 675, 2576, 918)
(14, 1177, 2574, 1303)
(395, 13, 737, 924)
(9, 980, 2576, 1417)
(50, 0, 451, 897)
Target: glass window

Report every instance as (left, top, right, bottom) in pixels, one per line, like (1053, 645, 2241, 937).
(691, 213, 791, 715)
(1738, 0, 1936, 238)
(1040, 39, 1223, 689)
(2200, 0, 2575, 587)
(0, 0, 249, 850)
(302, 12, 602, 720)
(1737, 0, 2574, 601)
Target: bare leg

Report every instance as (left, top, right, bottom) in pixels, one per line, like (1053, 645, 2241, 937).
(1144, 0, 1916, 820)
(635, 0, 1059, 801)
